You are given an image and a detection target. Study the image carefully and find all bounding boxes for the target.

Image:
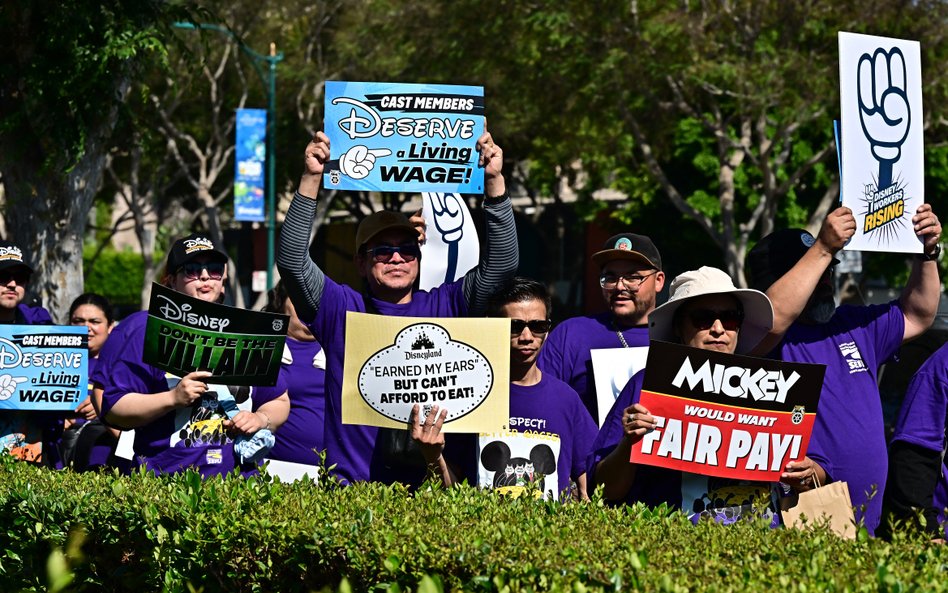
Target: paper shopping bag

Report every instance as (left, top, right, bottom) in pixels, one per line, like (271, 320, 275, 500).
(781, 480, 857, 540)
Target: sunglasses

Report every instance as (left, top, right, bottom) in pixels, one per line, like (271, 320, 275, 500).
(177, 262, 225, 280)
(686, 309, 744, 331)
(0, 269, 30, 285)
(366, 244, 421, 263)
(510, 319, 552, 335)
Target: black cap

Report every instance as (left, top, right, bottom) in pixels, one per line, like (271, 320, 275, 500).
(746, 229, 838, 292)
(591, 233, 662, 270)
(165, 233, 228, 275)
(0, 240, 33, 274)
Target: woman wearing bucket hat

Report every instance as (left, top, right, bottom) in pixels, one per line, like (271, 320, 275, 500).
(588, 266, 801, 524)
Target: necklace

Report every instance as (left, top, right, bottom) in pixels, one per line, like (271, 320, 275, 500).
(613, 319, 630, 348)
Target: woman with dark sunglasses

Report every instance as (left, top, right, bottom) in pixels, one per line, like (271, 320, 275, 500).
(92, 233, 290, 477)
(588, 266, 795, 525)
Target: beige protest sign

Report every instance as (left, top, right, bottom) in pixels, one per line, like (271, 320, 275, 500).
(342, 312, 509, 432)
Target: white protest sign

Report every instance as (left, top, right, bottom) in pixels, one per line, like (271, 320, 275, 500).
(839, 32, 924, 253)
(590, 346, 649, 427)
(419, 192, 479, 290)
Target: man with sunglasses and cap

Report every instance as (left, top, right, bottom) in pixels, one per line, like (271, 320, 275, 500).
(92, 233, 290, 477)
(0, 240, 55, 464)
(539, 233, 665, 422)
(745, 204, 942, 536)
(589, 266, 779, 523)
(278, 130, 517, 486)
(410, 277, 598, 500)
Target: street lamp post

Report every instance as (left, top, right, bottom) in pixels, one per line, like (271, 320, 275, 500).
(173, 22, 284, 292)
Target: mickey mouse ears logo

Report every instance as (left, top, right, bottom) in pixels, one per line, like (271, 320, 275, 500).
(358, 323, 493, 423)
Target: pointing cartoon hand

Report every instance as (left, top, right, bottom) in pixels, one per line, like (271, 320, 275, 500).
(430, 193, 466, 243)
(339, 146, 392, 180)
(0, 375, 27, 401)
(858, 47, 910, 187)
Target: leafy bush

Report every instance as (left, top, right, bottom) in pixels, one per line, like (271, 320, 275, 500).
(82, 248, 146, 309)
(1, 459, 947, 592)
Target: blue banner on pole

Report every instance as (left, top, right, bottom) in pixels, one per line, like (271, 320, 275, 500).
(235, 108, 267, 222)
(0, 325, 88, 411)
(324, 81, 485, 193)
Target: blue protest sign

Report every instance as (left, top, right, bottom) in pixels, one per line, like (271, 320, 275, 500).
(234, 108, 267, 222)
(0, 325, 88, 411)
(324, 81, 485, 193)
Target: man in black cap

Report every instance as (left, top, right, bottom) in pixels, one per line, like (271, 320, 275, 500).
(277, 129, 517, 485)
(0, 240, 51, 324)
(746, 204, 942, 536)
(538, 232, 665, 422)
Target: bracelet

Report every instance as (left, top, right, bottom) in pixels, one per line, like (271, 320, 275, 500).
(258, 411, 271, 431)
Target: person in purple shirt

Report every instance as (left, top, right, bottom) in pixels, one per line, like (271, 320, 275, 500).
(411, 277, 598, 500)
(93, 233, 290, 477)
(538, 233, 665, 422)
(262, 280, 327, 469)
(883, 341, 948, 539)
(277, 130, 518, 486)
(746, 204, 942, 535)
(590, 266, 778, 523)
(0, 240, 55, 464)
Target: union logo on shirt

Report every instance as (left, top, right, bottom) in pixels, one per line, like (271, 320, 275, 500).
(837, 341, 867, 374)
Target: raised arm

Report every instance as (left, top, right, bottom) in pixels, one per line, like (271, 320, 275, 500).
(899, 204, 941, 342)
(462, 131, 519, 315)
(276, 132, 331, 324)
(750, 207, 855, 356)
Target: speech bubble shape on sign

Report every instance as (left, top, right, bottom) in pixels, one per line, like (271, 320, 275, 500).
(357, 323, 493, 423)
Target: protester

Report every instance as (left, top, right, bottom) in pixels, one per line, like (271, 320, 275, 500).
(539, 233, 665, 421)
(262, 280, 327, 471)
(746, 204, 941, 535)
(0, 240, 55, 464)
(589, 267, 782, 521)
(882, 341, 948, 539)
(411, 277, 598, 500)
(93, 233, 290, 476)
(277, 129, 517, 485)
(59, 293, 125, 471)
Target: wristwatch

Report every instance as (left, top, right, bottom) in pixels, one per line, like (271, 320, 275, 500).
(916, 244, 942, 262)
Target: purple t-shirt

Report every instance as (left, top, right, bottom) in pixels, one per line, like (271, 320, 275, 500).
(891, 341, 948, 536)
(776, 302, 904, 535)
(95, 310, 287, 477)
(267, 338, 327, 465)
(475, 374, 598, 499)
(312, 277, 467, 484)
(539, 313, 649, 420)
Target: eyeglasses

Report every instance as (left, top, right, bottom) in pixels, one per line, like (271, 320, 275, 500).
(177, 262, 225, 280)
(0, 270, 30, 285)
(510, 319, 552, 335)
(366, 244, 421, 263)
(600, 270, 658, 290)
(686, 309, 744, 331)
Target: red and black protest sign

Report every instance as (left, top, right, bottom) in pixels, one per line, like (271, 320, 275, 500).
(630, 341, 825, 482)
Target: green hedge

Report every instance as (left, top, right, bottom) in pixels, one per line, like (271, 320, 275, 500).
(1, 458, 947, 592)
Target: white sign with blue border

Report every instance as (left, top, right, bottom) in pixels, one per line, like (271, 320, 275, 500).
(324, 81, 485, 193)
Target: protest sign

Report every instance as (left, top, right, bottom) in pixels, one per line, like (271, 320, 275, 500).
(143, 283, 288, 386)
(418, 192, 479, 290)
(590, 346, 649, 427)
(630, 341, 825, 482)
(839, 32, 924, 253)
(324, 81, 485, 193)
(0, 325, 87, 411)
(341, 312, 509, 432)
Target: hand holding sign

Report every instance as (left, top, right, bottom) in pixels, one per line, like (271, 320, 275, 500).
(339, 145, 393, 180)
(172, 371, 213, 408)
(409, 403, 448, 464)
(858, 47, 910, 187)
(476, 131, 505, 197)
(622, 403, 658, 443)
(815, 207, 856, 253)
